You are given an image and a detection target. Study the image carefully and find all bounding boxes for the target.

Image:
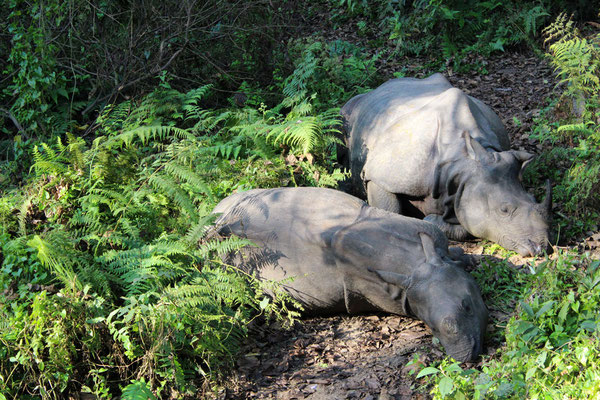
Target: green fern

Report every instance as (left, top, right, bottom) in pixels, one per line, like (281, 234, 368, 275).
(557, 122, 597, 137)
(0, 83, 306, 398)
(544, 13, 600, 102)
(27, 232, 83, 291)
(282, 41, 320, 99)
(105, 125, 194, 149)
(121, 380, 158, 400)
(182, 213, 218, 246)
(230, 100, 341, 154)
(31, 142, 68, 176)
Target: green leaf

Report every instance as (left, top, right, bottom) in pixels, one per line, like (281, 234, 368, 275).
(535, 300, 555, 318)
(416, 366, 440, 378)
(494, 382, 514, 397)
(576, 346, 590, 366)
(525, 366, 537, 380)
(521, 301, 534, 318)
(259, 297, 270, 310)
(121, 379, 158, 400)
(446, 362, 463, 373)
(536, 351, 547, 367)
(558, 302, 569, 322)
(581, 320, 596, 332)
(438, 376, 454, 397)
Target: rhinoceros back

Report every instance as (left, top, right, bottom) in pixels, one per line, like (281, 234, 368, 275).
(213, 187, 366, 247)
(213, 187, 451, 313)
(213, 188, 368, 311)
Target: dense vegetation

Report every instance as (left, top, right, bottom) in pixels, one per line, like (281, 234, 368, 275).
(0, 0, 598, 398)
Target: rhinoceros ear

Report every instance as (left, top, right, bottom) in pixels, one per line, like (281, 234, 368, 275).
(373, 270, 412, 289)
(419, 232, 443, 265)
(511, 150, 535, 181)
(463, 131, 493, 164)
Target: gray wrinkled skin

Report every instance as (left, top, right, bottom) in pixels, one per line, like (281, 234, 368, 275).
(213, 187, 488, 362)
(341, 73, 551, 256)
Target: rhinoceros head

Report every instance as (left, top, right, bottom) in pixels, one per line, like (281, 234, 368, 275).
(375, 233, 488, 362)
(451, 134, 552, 257)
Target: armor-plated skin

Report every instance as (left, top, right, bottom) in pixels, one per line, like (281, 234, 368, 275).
(341, 73, 552, 257)
(213, 187, 488, 362)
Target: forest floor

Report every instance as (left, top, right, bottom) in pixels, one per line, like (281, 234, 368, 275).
(208, 49, 567, 400)
(204, 5, 593, 395)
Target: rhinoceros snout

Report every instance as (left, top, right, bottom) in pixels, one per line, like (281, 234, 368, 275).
(518, 239, 552, 257)
(446, 335, 482, 362)
(528, 240, 542, 256)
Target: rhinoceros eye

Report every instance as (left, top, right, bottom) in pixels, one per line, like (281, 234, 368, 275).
(461, 298, 473, 314)
(499, 203, 514, 216)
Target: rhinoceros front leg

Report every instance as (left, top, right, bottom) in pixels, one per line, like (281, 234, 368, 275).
(424, 214, 471, 241)
(367, 181, 401, 214)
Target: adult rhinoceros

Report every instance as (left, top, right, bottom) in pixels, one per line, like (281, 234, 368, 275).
(213, 187, 488, 362)
(341, 73, 551, 257)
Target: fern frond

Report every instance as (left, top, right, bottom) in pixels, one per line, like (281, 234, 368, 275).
(27, 233, 83, 290)
(197, 236, 256, 259)
(182, 214, 218, 246)
(18, 195, 33, 236)
(543, 12, 579, 45)
(163, 162, 214, 200)
(149, 173, 199, 221)
(105, 126, 194, 149)
(183, 84, 213, 107)
(557, 122, 597, 136)
(65, 132, 87, 171)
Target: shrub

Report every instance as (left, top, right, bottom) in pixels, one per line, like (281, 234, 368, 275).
(416, 252, 600, 399)
(525, 13, 600, 236)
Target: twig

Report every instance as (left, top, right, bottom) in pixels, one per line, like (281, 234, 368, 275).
(82, 47, 185, 115)
(0, 108, 28, 139)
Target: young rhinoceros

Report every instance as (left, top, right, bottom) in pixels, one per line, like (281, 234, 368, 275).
(213, 187, 488, 362)
(341, 73, 552, 257)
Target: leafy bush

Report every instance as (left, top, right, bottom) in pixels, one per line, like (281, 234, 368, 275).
(417, 252, 600, 399)
(525, 13, 600, 235)
(0, 81, 345, 398)
(2, 0, 74, 136)
(0, 0, 290, 140)
(394, 1, 547, 58)
(277, 39, 381, 110)
(333, 0, 551, 70)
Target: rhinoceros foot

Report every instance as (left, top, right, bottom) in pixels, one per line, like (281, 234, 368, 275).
(424, 214, 471, 241)
(448, 246, 476, 267)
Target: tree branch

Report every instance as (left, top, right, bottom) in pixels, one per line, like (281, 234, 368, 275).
(0, 107, 28, 139)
